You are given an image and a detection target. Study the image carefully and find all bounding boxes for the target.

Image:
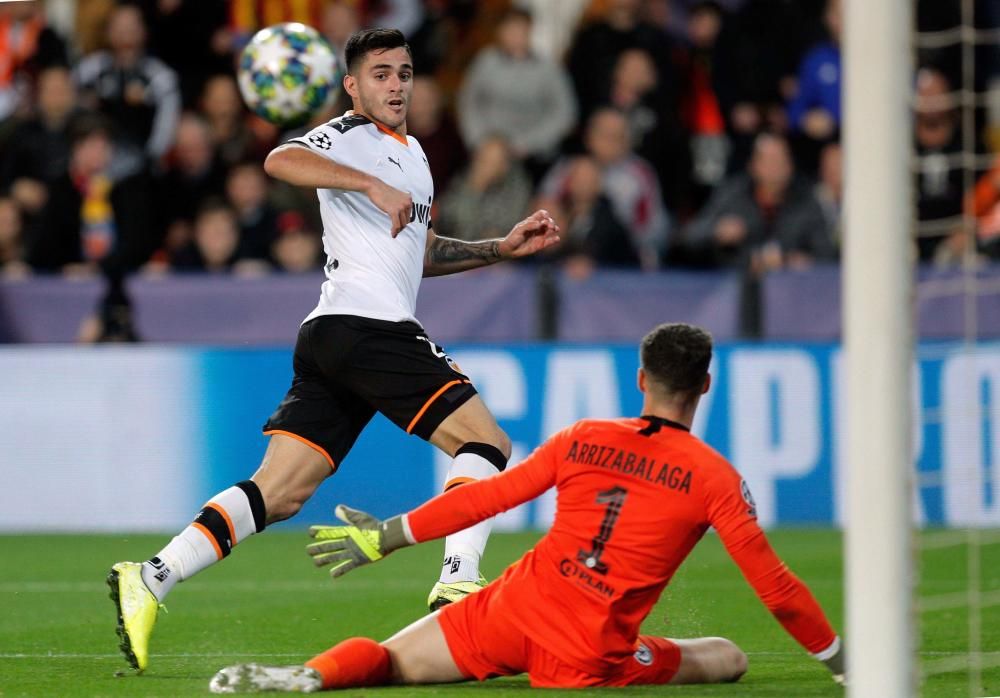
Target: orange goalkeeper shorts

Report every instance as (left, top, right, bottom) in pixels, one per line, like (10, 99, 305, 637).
(436, 581, 681, 688)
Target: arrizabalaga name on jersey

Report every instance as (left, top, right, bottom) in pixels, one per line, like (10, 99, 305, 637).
(564, 440, 693, 493)
(288, 113, 434, 326)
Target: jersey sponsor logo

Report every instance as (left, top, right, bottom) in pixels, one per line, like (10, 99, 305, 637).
(558, 558, 616, 598)
(633, 643, 654, 666)
(740, 479, 757, 518)
(564, 441, 693, 493)
(387, 156, 402, 172)
(308, 132, 332, 150)
(325, 258, 339, 273)
(410, 197, 432, 226)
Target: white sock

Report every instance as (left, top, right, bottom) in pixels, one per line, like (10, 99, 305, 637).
(141, 481, 265, 602)
(438, 446, 506, 584)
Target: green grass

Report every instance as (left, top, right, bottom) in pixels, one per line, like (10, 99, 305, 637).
(0, 531, 997, 697)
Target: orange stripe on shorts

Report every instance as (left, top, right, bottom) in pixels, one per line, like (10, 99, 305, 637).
(264, 429, 336, 470)
(406, 380, 470, 434)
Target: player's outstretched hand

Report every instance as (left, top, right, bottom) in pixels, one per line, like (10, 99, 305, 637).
(498, 210, 561, 259)
(307, 505, 410, 578)
(367, 179, 413, 238)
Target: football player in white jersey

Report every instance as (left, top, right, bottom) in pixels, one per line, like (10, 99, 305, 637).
(108, 28, 560, 674)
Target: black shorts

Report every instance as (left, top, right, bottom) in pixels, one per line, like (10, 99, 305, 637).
(263, 315, 477, 469)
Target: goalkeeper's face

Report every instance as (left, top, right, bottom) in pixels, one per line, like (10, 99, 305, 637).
(347, 47, 413, 132)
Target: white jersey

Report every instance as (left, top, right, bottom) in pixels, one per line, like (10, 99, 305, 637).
(289, 113, 434, 325)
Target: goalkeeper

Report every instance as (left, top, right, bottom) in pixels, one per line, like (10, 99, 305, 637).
(211, 323, 845, 693)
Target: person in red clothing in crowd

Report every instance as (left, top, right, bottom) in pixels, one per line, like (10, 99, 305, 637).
(209, 323, 845, 694)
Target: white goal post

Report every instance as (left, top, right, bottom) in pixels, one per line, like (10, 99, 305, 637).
(843, 0, 915, 696)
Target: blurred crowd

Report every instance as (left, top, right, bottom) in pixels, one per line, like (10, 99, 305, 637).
(2, 0, 1000, 290)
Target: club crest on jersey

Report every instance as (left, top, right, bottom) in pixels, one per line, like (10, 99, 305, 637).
(633, 643, 654, 666)
(308, 132, 332, 150)
(741, 479, 757, 518)
(417, 336, 462, 373)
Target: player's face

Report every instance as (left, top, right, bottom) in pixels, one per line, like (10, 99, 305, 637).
(347, 47, 413, 132)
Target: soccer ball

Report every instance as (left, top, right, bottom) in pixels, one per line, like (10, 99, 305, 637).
(237, 23, 342, 127)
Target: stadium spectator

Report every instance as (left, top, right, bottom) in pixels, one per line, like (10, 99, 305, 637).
(226, 161, 278, 262)
(199, 74, 265, 168)
(786, 0, 841, 173)
(536, 155, 639, 275)
(539, 107, 669, 270)
(913, 67, 965, 265)
(437, 135, 532, 242)
(512, 0, 589, 62)
(137, 0, 231, 108)
(211, 323, 845, 693)
(681, 132, 834, 272)
(155, 112, 228, 259)
(967, 152, 1000, 260)
(1, 66, 78, 218)
(28, 113, 159, 275)
(711, 0, 811, 170)
(815, 141, 842, 248)
(566, 0, 681, 122)
(170, 199, 249, 274)
(270, 210, 323, 273)
(0, 0, 68, 122)
(0, 196, 30, 278)
(678, 1, 730, 207)
(406, 76, 466, 193)
(320, 1, 361, 70)
(457, 8, 576, 175)
(73, 3, 181, 173)
(605, 47, 691, 215)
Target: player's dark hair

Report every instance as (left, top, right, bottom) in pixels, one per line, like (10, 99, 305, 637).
(640, 323, 713, 398)
(344, 28, 411, 74)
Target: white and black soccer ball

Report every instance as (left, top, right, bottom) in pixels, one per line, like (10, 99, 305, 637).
(237, 23, 342, 127)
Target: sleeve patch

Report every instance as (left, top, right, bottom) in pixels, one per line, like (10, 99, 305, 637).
(308, 131, 333, 150)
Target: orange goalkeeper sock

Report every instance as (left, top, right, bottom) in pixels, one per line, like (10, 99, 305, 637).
(305, 637, 391, 689)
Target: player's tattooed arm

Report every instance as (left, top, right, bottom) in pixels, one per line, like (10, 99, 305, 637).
(422, 210, 560, 277)
(423, 232, 503, 277)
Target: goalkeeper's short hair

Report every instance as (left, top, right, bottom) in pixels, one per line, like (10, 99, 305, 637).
(640, 323, 713, 398)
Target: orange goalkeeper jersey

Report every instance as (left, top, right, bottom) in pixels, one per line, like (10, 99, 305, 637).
(405, 416, 838, 676)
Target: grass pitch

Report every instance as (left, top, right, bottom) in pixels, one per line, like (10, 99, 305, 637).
(0, 530, 997, 697)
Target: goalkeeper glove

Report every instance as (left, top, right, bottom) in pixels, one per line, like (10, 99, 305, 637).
(306, 504, 411, 578)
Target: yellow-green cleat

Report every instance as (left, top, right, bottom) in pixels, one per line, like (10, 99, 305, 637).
(107, 562, 159, 673)
(427, 574, 488, 612)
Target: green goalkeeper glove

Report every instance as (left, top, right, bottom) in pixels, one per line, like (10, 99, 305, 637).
(306, 505, 410, 578)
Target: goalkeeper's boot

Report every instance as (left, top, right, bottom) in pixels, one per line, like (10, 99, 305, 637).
(107, 561, 159, 672)
(427, 574, 488, 612)
(209, 664, 322, 694)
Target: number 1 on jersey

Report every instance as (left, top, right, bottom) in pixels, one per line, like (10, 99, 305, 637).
(577, 486, 628, 575)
